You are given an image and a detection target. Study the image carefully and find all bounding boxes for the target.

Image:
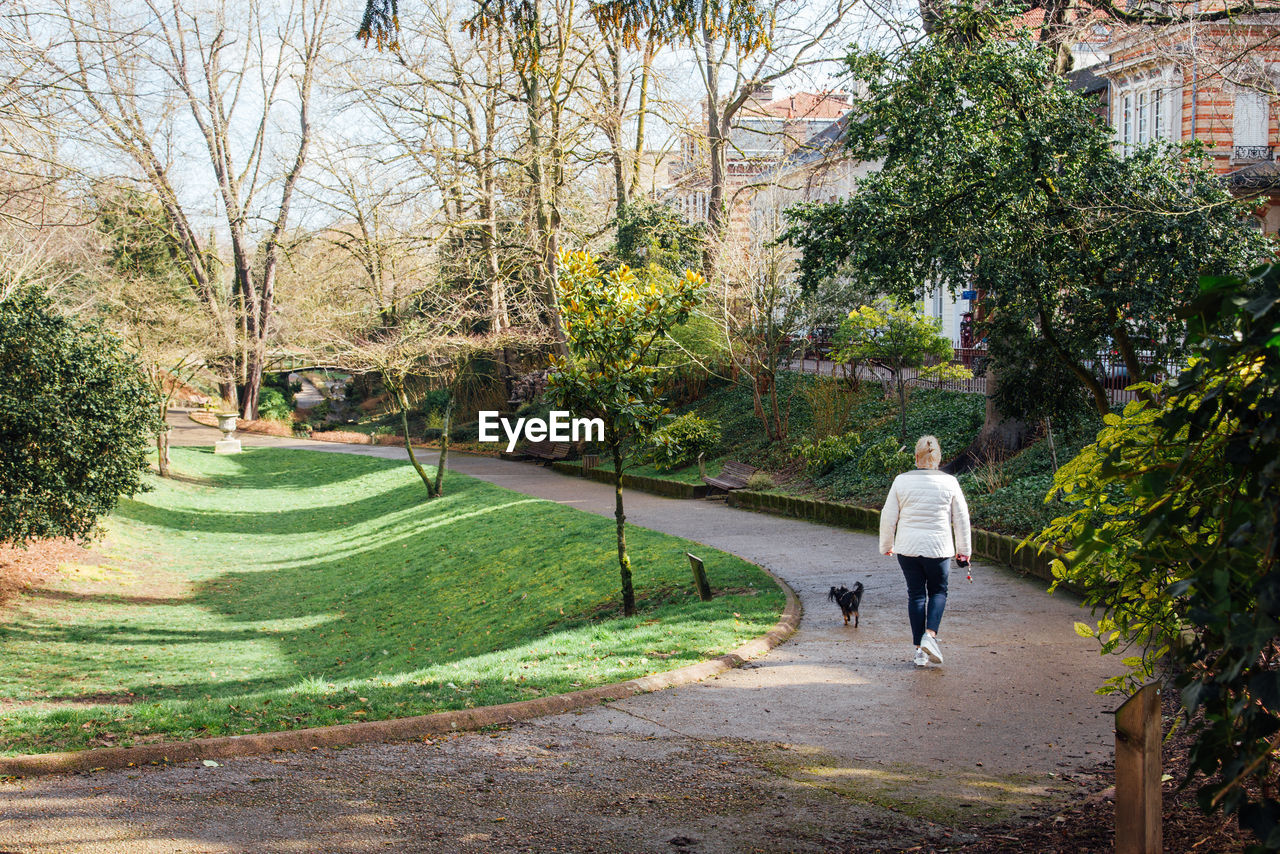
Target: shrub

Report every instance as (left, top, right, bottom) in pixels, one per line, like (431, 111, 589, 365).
(449, 421, 480, 443)
(0, 286, 162, 545)
(307, 399, 331, 423)
(746, 471, 775, 491)
(969, 454, 1011, 494)
(261, 372, 297, 407)
(420, 389, 451, 417)
(647, 413, 720, 471)
(804, 376, 860, 440)
(798, 433, 862, 477)
(257, 387, 293, 422)
(856, 436, 913, 480)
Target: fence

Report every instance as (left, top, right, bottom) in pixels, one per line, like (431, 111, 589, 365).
(793, 347, 1178, 406)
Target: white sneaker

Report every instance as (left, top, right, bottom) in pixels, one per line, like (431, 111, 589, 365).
(920, 634, 944, 664)
(913, 648, 929, 667)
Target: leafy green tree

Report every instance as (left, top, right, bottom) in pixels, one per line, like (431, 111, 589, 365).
(0, 286, 163, 546)
(1033, 267, 1280, 848)
(613, 200, 705, 275)
(833, 302, 964, 442)
(783, 4, 1265, 454)
(546, 251, 704, 616)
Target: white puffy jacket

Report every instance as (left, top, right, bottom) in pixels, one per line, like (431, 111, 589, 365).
(878, 468, 972, 559)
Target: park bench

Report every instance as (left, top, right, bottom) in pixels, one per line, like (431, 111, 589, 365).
(525, 440, 571, 464)
(703, 460, 757, 494)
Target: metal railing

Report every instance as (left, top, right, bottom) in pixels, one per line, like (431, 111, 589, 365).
(1233, 144, 1274, 164)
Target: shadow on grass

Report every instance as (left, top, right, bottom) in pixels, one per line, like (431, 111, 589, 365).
(0, 448, 782, 753)
(112, 478, 493, 536)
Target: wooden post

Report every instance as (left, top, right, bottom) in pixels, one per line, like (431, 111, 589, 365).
(687, 553, 712, 601)
(582, 453, 599, 472)
(1115, 682, 1162, 854)
(697, 452, 706, 479)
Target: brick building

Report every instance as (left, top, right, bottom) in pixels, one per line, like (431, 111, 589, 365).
(1098, 16, 1280, 230)
(666, 88, 854, 235)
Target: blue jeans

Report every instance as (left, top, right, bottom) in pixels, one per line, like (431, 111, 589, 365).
(898, 555, 949, 646)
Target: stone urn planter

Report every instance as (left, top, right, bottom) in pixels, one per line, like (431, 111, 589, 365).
(214, 411, 242, 455)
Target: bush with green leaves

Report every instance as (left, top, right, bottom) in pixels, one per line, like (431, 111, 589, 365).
(261, 372, 298, 407)
(420, 389, 451, 417)
(1033, 268, 1280, 848)
(646, 412, 720, 471)
(745, 471, 775, 491)
(0, 286, 162, 545)
(855, 436, 912, 481)
(257, 387, 293, 422)
(613, 199, 705, 274)
(798, 433, 863, 477)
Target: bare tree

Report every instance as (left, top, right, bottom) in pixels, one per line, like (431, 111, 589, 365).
(349, 5, 526, 339)
(30, 0, 333, 419)
(676, 0, 856, 277)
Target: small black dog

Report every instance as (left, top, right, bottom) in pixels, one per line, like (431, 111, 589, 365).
(828, 582, 864, 627)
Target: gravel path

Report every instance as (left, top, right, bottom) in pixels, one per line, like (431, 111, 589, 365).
(0, 416, 1118, 853)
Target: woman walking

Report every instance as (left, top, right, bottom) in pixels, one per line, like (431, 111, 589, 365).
(879, 435, 972, 667)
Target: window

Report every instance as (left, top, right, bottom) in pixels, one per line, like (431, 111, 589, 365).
(1117, 82, 1176, 153)
(1121, 94, 1133, 152)
(1234, 89, 1269, 147)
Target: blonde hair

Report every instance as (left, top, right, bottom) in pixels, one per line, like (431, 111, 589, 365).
(915, 435, 941, 469)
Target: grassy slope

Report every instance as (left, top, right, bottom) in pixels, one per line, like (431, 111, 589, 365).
(0, 448, 783, 756)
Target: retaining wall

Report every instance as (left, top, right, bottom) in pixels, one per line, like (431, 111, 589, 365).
(550, 461, 709, 499)
(726, 490, 1071, 590)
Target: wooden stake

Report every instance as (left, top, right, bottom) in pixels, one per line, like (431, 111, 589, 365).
(687, 553, 712, 601)
(1115, 682, 1162, 854)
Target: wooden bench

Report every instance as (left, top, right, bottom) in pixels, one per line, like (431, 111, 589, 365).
(525, 440, 571, 464)
(703, 461, 757, 493)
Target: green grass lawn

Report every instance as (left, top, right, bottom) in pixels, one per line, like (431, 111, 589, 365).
(0, 448, 783, 756)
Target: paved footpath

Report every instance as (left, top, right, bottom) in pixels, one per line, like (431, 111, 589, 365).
(0, 416, 1118, 853)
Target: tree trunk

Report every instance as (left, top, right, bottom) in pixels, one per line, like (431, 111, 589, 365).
(516, 16, 568, 356)
(156, 421, 171, 478)
(241, 343, 264, 422)
(393, 379, 436, 497)
(896, 370, 908, 443)
(629, 38, 655, 196)
(607, 35, 628, 215)
(702, 27, 725, 281)
(218, 376, 238, 412)
(609, 425, 636, 617)
(946, 364, 1032, 473)
(434, 395, 453, 498)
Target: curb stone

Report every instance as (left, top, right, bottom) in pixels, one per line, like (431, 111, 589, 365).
(0, 570, 800, 778)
